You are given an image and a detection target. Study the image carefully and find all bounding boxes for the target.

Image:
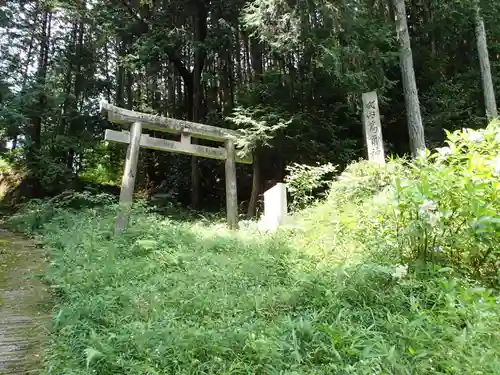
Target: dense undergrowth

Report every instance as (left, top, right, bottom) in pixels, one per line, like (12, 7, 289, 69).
(6, 122, 500, 374)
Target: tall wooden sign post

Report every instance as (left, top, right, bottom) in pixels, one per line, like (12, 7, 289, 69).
(101, 101, 251, 234)
(362, 91, 385, 163)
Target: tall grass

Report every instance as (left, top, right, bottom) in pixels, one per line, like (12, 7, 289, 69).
(7, 122, 500, 374)
(7, 209, 500, 373)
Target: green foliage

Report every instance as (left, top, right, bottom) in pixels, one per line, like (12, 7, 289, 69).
(0, 157, 14, 173)
(373, 122, 500, 284)
(328, 159, 407, 207)
(7, 203, 500, 374)
(2, 0, 498, 207)
(79, 163, 120, 186)
(3, 0, 500, 370)
(7, 190, 116, 232)
(7, 122, 500, 374)
(226, 106, 291, 158)
(79, 142, 123, 186)
(291, 160, 406, 265)
(292, 121, 500, 288)
(284, 162, 337, 210)
(243, 0, 304, 52)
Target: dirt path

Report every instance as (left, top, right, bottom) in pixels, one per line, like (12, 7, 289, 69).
(0, 229, 50, 374)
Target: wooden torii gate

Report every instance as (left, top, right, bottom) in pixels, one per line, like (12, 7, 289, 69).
(101, 101, 252, 233)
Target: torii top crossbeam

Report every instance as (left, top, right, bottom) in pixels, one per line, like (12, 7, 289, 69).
(100, 101, 242, 143)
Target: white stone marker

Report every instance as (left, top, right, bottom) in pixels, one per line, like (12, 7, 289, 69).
(258, 183, 288, 231)
(362, 91, 385, 163)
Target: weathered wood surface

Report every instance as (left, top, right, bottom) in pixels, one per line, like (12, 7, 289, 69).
(101, 101, 242, 142)
(0, 229, 50, 375)
(225, 139, 239, 230)
(115, 121, 142, 234)
(105, 129, 252, 164)
(361, 91, 385, 163)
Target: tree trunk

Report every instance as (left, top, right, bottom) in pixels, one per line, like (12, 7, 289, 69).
(115, 39, 126, 107)
(387, 0, 395, 26)
(144, 67, 161, 190)
(235, 23, 243, 87)
(20, 10, 38, 93)
(246, 38, 264, 217)
(190, 0, 209, 210)
(167, 64, 175, 117)
(26, 7, 51, 197)
(243, 31, 251, 86)
(126, 71, 134, 109)
(475, 4, 497, 121)
(30, 9, 51, 155)
(57, 23, 77, 135)
(393, 0, 425, 157)
(221, 48, 234, 115)
(67, 19, 85, 172)
(423, 0, 436, 56)
(247, 151, 261, 217)
(104, 37, 112, 102)
(35, 11, 51, 148)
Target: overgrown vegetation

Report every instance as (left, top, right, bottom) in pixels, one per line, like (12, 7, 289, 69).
(2, 0, 499, 372)
(284, 162, 337, 210)
(298, 122, 500, 286)
(1, 0, 499, 209)
(7, 122, 500, 374)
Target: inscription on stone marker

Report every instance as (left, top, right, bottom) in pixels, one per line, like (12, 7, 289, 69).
(362, 91, 385, 163)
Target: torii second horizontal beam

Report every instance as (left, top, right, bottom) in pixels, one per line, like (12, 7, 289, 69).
(105, 129, 252, 164)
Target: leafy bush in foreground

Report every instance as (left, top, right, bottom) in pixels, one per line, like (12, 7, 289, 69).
(371, 123, 500, 285)
(299, 121, 500, 286)
(285, 162, 337, 210)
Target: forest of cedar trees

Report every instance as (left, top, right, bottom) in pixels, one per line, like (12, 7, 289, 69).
(0, 0, 498, 214)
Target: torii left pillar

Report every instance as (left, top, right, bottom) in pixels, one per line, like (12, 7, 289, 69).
(115, 121, 142, 234)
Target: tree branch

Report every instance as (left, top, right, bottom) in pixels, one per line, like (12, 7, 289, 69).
(116, 0, 192, 82)
(120, 0, 147, 24)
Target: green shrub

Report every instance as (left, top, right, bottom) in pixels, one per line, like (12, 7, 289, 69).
(285, 162, 337, 210)
(7, 190, 116, 232)
(289, 159, 406, 265)
(369, 122, 500, 285)
(291, 121, 500, 286)
(0, 157, 14, 173)
(328, 159, 407, 206)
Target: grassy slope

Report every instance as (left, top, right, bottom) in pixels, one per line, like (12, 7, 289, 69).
(8, 120, 500, 374)
(9, 175, 500, 375)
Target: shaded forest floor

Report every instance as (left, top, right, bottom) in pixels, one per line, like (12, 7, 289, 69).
(0, 229, 50, 374)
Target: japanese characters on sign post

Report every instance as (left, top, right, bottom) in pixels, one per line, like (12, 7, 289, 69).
(362, 91, 385, 163)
